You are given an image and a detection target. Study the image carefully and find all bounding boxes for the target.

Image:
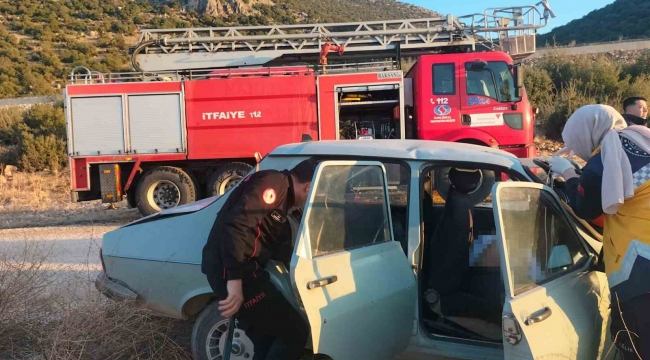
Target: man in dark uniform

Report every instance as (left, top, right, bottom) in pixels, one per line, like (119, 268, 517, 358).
(201, 157, 319, 360)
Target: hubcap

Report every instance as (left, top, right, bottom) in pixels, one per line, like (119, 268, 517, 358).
(206, 319, 254, 360)
(147, 180, 181, 211)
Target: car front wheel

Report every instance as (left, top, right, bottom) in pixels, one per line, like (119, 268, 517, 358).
(191, 301, 256, 360)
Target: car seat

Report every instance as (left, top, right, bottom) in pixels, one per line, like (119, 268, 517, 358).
(424, 168, 502, 340)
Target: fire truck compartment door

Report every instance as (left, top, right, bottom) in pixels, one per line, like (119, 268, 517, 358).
(127, 94, 184, 154)
(70, 96, 126, 156)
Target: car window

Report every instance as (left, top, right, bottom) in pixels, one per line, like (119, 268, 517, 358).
(496, 187, 588, 296)
(307, 164, 392, 257)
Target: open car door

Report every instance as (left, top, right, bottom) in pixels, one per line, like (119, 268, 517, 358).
(290, 160, 416, 360)
(492, 182, 612, 360)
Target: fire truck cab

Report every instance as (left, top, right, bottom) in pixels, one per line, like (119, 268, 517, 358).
(406, 52, 534, 158)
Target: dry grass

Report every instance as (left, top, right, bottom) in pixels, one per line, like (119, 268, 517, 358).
(0, 169, 140, 229)
(0, 169, 71, 210)
(0, 235, 193, 360)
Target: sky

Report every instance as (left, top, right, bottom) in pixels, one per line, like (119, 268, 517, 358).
(403, 0, 615, 34)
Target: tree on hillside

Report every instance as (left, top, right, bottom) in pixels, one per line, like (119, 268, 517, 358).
(538, 0, 650, 46)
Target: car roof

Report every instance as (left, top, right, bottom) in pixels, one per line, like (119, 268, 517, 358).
(269, 140, 522, 168)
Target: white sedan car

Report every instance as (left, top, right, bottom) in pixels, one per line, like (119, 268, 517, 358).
(96, 140, 616, 360)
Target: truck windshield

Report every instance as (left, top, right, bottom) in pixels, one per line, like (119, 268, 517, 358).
(465, 61, 518, 103)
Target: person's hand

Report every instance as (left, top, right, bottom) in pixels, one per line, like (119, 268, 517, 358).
(219, 279, 244, 318)
(550, 157, 578, 179)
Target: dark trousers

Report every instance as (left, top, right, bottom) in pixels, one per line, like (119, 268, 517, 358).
(207, 274, 310, 360)
(610, 293, 650, 360)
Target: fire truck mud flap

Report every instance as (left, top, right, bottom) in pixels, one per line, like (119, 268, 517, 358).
(433, 167, 495, 205)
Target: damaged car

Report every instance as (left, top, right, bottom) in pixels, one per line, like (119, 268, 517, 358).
(96, 139, 615, 360)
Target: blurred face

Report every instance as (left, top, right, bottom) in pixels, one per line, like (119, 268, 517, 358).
(626, 100, 648, 119)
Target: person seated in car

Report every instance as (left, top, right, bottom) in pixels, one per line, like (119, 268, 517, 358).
(549, 104, 650, 360)
(425, 167, 503, 330)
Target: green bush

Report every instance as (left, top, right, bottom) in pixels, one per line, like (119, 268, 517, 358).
(0, 107, 24, 145)
(530, 52, 650, 140)
(523, 66, 553, 110)
(539, 81, 597, 141)
(18, 132, 67, 173)
(0, 103, 68, 172)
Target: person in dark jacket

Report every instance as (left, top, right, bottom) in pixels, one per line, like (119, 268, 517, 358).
(622, 96, 648, 127)
(201, 157, 319, 360)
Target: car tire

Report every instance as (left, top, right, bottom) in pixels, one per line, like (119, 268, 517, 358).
(191, 301, 256, 360)
(135, 166, 198, 216)
(207, 162, 253, 196)
(434, 167, 495, 206)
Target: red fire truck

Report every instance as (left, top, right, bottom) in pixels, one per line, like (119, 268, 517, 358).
(64, 2, 555, 216)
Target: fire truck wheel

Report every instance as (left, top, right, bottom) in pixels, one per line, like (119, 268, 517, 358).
(208, 162, 253, 196)
(433, 167, 495, 205)
(135, 166, 198, 216)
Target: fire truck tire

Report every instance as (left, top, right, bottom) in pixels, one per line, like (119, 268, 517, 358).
(135, 166, 198, 216)
(207, 162, 253, 196)
(433, 167, 495, 206)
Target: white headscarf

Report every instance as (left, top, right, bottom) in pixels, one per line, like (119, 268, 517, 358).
(554, 104, 650, 214)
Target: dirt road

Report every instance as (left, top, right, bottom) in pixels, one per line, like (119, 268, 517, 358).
(0, 224, 122, 299)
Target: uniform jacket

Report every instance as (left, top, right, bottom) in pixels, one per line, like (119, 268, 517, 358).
(565, 136, 650, 277)
(201, 169, 296, 295)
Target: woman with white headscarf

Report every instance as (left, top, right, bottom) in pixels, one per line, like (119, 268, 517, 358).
(549, 104, 650, 360)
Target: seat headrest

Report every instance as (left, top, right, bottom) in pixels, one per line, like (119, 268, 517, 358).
(448, 167, 482, 194)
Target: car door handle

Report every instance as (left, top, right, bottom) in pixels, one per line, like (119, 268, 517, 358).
(306, 275, 338, 290)
(524, 307, 552, 326)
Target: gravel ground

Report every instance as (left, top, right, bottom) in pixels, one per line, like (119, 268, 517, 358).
(0, 224, 121, 300)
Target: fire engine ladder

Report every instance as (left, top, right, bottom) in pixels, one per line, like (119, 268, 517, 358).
(130, 1, 555, 72)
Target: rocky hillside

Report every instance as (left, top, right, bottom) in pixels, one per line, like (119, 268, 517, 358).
(538, 0, 650, 46)
(0, 0, 438, 99)
(150, 0, 439, 20)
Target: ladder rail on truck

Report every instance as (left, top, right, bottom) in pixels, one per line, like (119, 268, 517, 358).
(64, 1, 555, 216)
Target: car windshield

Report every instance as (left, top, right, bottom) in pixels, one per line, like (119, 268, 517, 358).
(465, 61, 519, 103)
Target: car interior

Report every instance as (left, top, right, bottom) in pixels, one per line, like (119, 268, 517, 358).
(279, 157, 606, 350)
(419, 164, 516, 344)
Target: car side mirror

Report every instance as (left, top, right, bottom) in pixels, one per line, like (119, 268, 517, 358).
(514, 65, 524, 101)
(548, 245, 572, 269)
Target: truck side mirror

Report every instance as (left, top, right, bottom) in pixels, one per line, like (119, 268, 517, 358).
(514, 64, 525, 100)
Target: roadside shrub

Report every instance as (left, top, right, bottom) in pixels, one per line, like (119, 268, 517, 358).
(622, 53, 650, 82)
(17, 103, 67, 172)
(0, 107, 24, 145)
(540, 81, 597, 141)
(523, 66, 553, 111)
(18, 132, 67, 173)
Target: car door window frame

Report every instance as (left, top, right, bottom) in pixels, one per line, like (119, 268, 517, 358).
(494, 183, 595, 298)
(298, 160, 397, 260)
